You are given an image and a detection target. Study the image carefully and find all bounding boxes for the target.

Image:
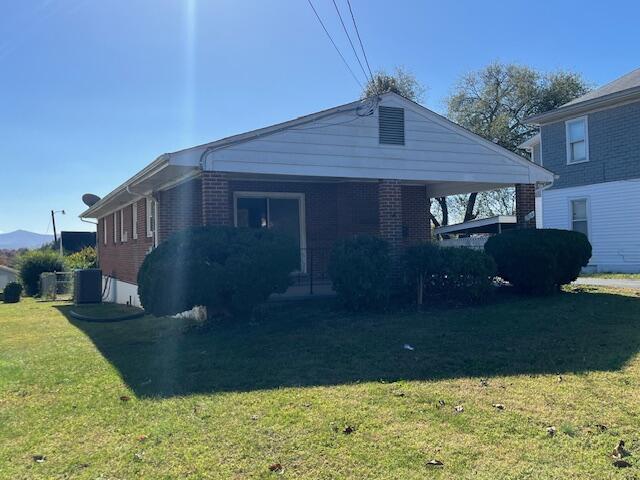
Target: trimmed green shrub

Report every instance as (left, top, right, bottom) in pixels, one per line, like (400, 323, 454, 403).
(18, 249, 65, 296)
(403, 243, 496, 305)
(3, 282, 23, 303)
(137, 226, 298, 318)
(65, 246, 98, 270)
(484, 228, 592, 295)
(328, 235, 391, 311)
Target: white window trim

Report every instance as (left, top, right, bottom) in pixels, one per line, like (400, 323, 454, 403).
(565, 116, 589, 165)
(113, 213, 117, 244)
(568, 196, 591, 239)
(132, 202, 138, 240)
(233, 191, 307, 273)
(120, 209, 127, 242)
(146, 197, 154, 239)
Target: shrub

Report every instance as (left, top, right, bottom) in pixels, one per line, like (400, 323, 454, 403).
(328, 235, 391, 311)
(484, 228, 592, 295)
(65, 246, 98, 270)
(403, 243, 496, 305)
(137, 226, 299, 318)
(18, 249, 65, 296)
(3, 282, 22, 303)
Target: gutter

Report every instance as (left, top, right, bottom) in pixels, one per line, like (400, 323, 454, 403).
(526, 86, 640, 125)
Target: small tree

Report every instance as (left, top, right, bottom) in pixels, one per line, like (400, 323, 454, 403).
(362, 66, 425, 102)
(18, 249, 65, 296)
(137, 227, 298, 318)
(65, 246, 98, 270)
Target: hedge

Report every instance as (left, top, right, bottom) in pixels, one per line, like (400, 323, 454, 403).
(484, 228, 592, 295)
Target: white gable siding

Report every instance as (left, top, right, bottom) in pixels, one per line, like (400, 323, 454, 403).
(203, 96, 537, 185)
(542, 179, 640, 272)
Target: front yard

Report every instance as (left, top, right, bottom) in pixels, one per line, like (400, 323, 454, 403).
(1, 287, 640, 479)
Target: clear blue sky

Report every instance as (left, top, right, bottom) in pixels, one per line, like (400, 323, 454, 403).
(1, 0, 638, 234)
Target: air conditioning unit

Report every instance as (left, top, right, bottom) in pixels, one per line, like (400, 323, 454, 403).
(74, 269, 102, 304)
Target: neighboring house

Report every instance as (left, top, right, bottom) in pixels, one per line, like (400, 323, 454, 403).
(80, 92, 553, 305)
(0, 265, 18, 291)
(524, 68, 640, 272)
(60, 231, 97, 254)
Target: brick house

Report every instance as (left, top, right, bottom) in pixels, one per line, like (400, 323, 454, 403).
(80, 92, 553, 305)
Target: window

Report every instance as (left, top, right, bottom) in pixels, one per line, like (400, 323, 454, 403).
(234, 192, 306, 271)
(132, 202, 138, 240)
(120, 209, 127, 242)
(571, 199, 588, 237)
(113, 213, 117, 244)
(146, 197, 156, 238)
(379, 106, 405, 145)
(103, 218, 107, 245)
(566, 117, 588, 164)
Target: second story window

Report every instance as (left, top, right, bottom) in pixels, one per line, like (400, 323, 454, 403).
(566, 117, 588, 164)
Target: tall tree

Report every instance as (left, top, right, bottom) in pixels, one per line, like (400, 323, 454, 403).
(362, 66, 426, 102)
(444, 63, 590, 223)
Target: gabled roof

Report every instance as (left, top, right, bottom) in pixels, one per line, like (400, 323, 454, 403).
(81, 92, 554, 219)
(527, 68, 640, 124)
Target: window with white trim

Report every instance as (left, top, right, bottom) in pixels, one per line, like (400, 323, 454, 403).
(146, 197, 156, 238)
(566, 117, 588, 164)
(113, 213, 117, 244)
(103, 218, 107, 245)
(120, 209, 127, 242)
(132, 202, 138, 240)
(571, 199, 588, 237)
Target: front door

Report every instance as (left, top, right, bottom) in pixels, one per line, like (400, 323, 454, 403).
(234, 193, 306, 272)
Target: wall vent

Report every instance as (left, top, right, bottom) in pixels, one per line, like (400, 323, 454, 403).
(379, 106, 405, 145)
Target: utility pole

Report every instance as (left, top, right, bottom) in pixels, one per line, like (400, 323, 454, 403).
(51, 210, 58, 245)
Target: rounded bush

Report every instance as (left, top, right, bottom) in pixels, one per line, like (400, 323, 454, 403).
(403, 243, 496, 304)
(3, 282, 23, 303)
(137, 226, 299, 318)
(484, 228, 592, 295)
(18, 250, 65, 296)
(328, 235, 391, 311)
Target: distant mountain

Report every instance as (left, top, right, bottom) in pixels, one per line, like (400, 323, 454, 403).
(0, 230, 54, 250)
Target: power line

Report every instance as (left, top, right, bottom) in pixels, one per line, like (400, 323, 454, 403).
(346, 0, 374, 81)
(331, 0, 370, 84)
(306, 0, 363, 89)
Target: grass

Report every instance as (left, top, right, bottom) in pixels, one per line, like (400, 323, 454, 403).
(2, 287, 640, 479)
(581, 272, 640, 280)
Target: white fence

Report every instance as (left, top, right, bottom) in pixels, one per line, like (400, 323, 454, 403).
(438, 237, 488, 250)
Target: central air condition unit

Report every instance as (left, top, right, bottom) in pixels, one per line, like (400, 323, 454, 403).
(74, 269, 102, 304)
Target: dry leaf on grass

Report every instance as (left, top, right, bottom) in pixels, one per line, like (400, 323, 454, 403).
(612, 459, 631, 468)
(119, 395, 130, 402)
(32, 455, 46, 463)
(426, 459, 444, 467)
(546, 426, 557, 437)
(492, 403, 505, 410)
(454, 405, 464, 413)
(343, 425, 356, 434)
(269, 463, 284, 473)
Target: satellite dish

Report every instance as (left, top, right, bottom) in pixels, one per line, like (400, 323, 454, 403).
(82, 193, 101, 207)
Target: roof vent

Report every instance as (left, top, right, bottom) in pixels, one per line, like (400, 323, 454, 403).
(379, 106, 405, 145)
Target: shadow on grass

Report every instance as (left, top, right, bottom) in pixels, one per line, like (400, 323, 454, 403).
(56, 288, 640, 398)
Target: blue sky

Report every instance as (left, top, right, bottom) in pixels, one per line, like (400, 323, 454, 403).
(1, 0, 638, 234)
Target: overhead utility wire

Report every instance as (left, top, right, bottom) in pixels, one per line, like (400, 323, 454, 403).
(346, 0, 374, 81)
(331, 0, 370, 84)
(306, 0, 364, 88)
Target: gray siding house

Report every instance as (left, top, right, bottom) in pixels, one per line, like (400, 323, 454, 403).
(523, 68, 640, 272)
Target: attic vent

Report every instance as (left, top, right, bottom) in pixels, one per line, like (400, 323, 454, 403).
(379, 106, 405, 145)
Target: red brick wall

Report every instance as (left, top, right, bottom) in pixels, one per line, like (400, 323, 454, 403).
(158, 177, 202, 242)
(401, 185, 430, 245)
(378, 180, 403, 261)
(515, 183, 536, 228)
(98, 201, 153, 284)
(98, 173, 432, 284)
(97, 178, 202, 285)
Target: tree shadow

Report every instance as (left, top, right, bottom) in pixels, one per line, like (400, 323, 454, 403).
(56, 288, 640, 398)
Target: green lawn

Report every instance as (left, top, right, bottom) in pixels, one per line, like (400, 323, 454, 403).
(1, 288, 640, 479)
(581, 272, 640, 280)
